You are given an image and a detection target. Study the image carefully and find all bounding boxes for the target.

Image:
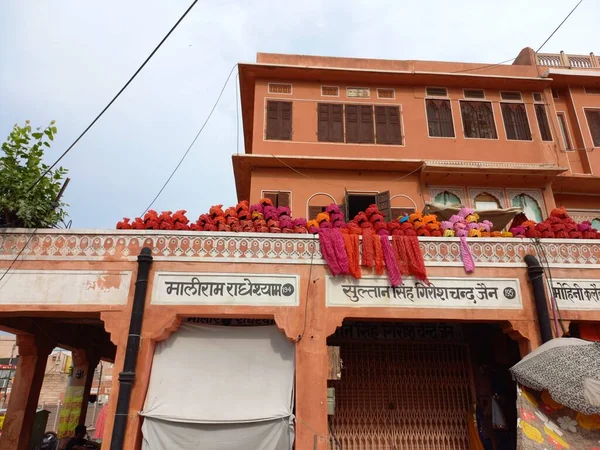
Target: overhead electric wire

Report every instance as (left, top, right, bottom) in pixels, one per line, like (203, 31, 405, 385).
(451, 0, 583, 75)
(25, 0, 200, 194)
(139, 63, 238, 217)
(535, 0, 584, 53)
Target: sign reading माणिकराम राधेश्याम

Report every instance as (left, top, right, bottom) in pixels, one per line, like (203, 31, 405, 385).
(152, 273, 299, 306)
(326, 276, 522, 308)
(551, 279, 600, 310)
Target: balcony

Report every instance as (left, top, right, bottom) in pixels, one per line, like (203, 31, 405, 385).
(1, 229, 599, 268)
(536, 51, 599, 69)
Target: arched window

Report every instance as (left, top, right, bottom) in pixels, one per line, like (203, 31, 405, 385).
(426, 100, 455, 137)
(512, 194, 543, 222)
(306, 192, 336, 219)
(474, 193, 501, 211)
(390, 194, 417, 220)
(592, 218, 600, 230)
(460, 101, 497, 139)
(434, 191, 462, 207)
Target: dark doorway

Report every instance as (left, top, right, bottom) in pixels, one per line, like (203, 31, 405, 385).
(347, 194, 376, 221)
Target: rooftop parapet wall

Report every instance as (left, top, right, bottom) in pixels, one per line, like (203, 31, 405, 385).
(1, 229, 599, 268)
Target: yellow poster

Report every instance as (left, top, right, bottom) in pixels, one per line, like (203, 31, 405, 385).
(57, 386, 85, 438)
(0, 413, 5, 431)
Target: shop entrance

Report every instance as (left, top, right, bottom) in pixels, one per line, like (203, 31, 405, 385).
(327, 321, 520, 450)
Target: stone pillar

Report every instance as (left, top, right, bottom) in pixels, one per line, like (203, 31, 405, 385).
(78, 350, 101, 427)
(293, 274, 339, 450)
(57, 349, 99, 438)
(0, 334, 54, 450)
(295, 329, 329, 449)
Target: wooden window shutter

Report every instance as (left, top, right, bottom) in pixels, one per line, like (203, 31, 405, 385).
(308, 206, 324, 219)
(331, 104, 344, 142)
(345, 105, 359, 143)
(280, 102, 292, 140)
(318, 104, 344, 142)
(376, 191, 392, 222)
(266, 101, 280, 140)
(376, 106, 402, 145)
(277, 192, 291, 208)
(343, 189, 350, 221)
(266, 101, 292, 140)
(359, 105, 375, 143)
(318, 104, 330, 142)
(535, 104, 552, 141)
(585, 109, 600, 146)
(263, 191, 278, 204)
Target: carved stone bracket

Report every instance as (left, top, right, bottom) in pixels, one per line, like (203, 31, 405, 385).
(16, 334, 54, 358)
(148, 313, 182, 342)
(502, 320, 540, 356)
(101, 311, 127, 347)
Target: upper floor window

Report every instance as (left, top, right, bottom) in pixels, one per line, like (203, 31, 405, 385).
(584, 87, 600, 95)
(557, 113, 573, 150)
(318, 104, 403, 145)
(391, 194, 417, 219)
(534, 104, 552, 141)
(318, 104, 344, 142)
(266, 101, 292, 141)
(584, 109, 600, 146)
(345, 105, 375, 143)
(593, 218, 600, 229)
(434, 191, 462, 206)
(460, 101, 497, 139)
(426, 99, 455, 138)
(501, 103, 532, 141)
(308, 205, 327, 219)
(474, 193, 501, 210)
(262, 190, 291, 209)
(511, 193, 542, 222)
(375, 106, 402, 145)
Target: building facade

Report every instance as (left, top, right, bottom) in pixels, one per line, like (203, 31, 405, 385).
(0, 48, 599, 450)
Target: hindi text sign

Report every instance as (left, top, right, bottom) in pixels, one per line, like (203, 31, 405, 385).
(152, 273, 299, 306)
(552, 279, 600, 310)
(327, 276, 521, 308)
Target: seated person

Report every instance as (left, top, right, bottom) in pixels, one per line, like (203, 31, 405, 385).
(65, 425, 99, 450)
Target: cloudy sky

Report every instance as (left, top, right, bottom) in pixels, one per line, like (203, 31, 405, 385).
(0, 0, 596, 228)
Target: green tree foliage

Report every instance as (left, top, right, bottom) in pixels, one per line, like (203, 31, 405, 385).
(0, 121, 68, 228)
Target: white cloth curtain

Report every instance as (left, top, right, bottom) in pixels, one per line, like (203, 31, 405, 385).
(141, 324, 295, 450)
(512, 194, 542, 222)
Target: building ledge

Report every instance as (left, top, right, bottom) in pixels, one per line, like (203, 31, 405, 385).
(1, 229, 599, 268)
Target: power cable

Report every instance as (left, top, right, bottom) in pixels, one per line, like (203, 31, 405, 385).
(139, 63, 238, 216)
(297, 235, 317, 342)
(0, 230, 37, 284)
(270, 154, 425, 190)
(451, 0, 583, 75)
(451, 58, 516, 74)
(535, 0, 584, 53)
(25, 0, 200, 194)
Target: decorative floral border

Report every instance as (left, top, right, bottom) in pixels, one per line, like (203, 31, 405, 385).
(1, 230, 599, 267)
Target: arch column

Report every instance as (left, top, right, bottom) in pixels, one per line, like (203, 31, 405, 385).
(294, 275, 343, 450)
(0, 334, 54, 450)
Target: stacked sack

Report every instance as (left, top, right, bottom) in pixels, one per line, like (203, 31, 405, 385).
(439, 208, 508, 238)
(510, 207, 600, 239)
